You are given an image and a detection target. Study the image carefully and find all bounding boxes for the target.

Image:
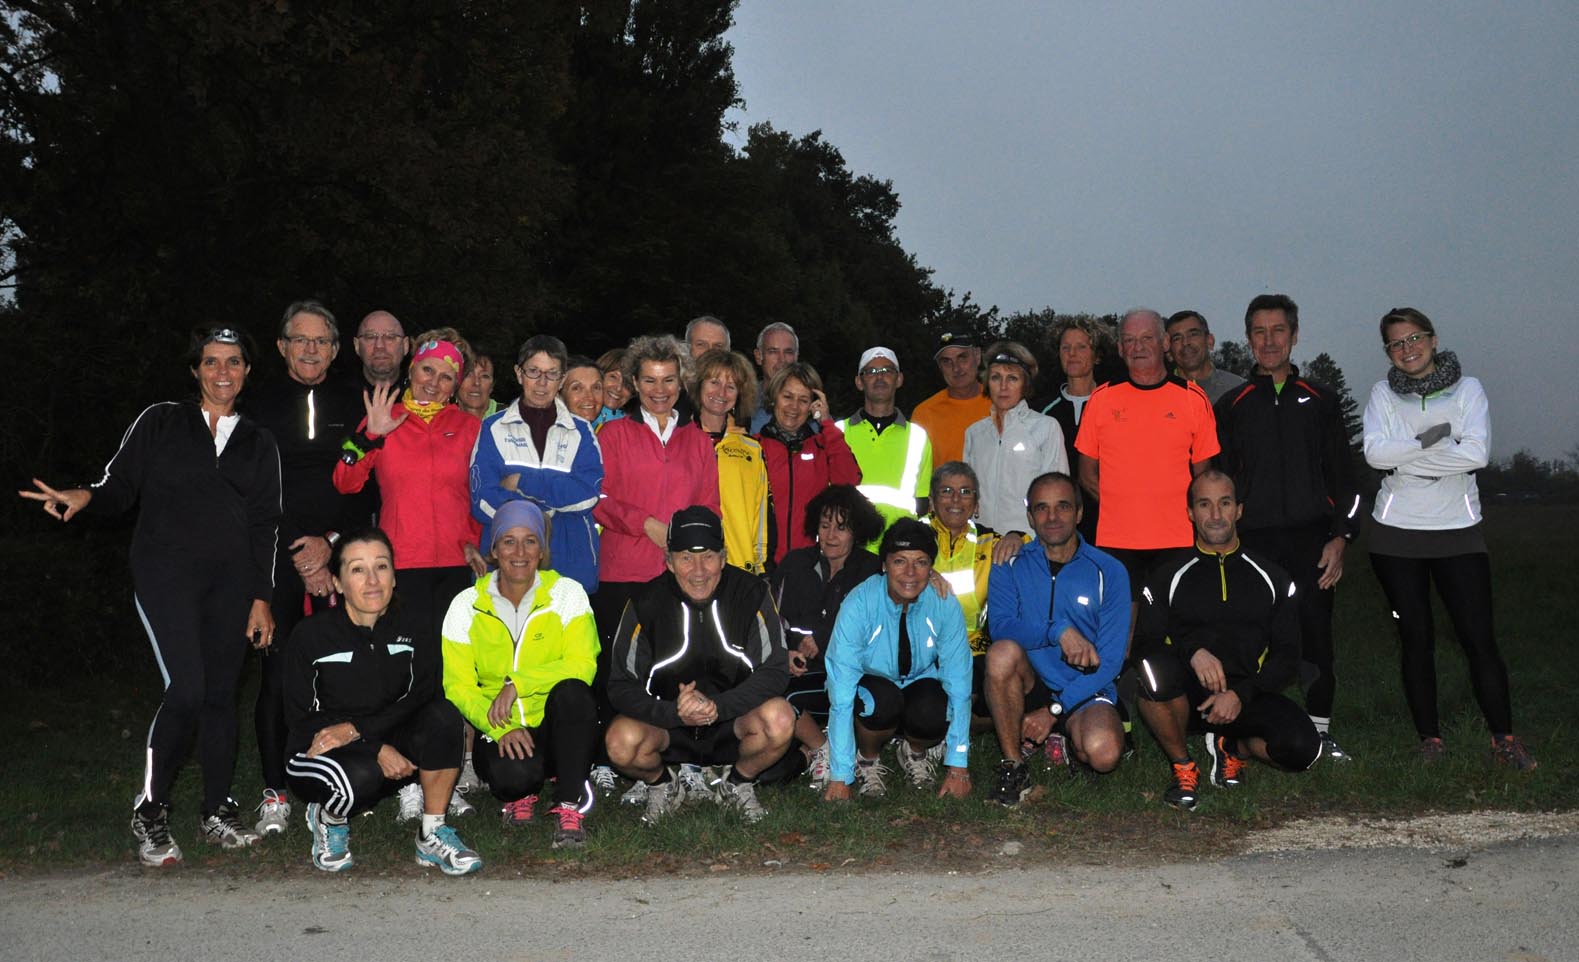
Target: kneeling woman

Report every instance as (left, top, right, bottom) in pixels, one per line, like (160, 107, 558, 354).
(442, 501, 600, 848)
(822, 520, 974, 802)
(284, 530, 482, 875)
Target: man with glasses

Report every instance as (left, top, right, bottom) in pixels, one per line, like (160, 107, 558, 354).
(836, 347, 932, 540)
(911, 326, 991, 466)
(244, 299, 370, 836)
(354, 310, 410, 392)
(1212, 293, 1361, 761)
(1165, 310, 1244, 404)
(470, 334, 604, 594)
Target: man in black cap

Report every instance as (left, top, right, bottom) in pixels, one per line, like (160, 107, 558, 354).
(910, 325, 990, 467)
(820, 518, 975, 802)
(604, 506, 794, 824)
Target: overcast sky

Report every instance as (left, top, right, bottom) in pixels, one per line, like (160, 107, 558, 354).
(725, 1, 1578, 459)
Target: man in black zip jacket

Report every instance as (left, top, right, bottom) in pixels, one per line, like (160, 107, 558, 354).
(1214, 293, 1362, 761)
(243, 300, 372, 835)
(604, 507, 794, 824)
(1135, 471, 1322, 812)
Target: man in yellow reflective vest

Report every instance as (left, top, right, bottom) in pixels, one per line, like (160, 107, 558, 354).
(836, 347, 933, 548)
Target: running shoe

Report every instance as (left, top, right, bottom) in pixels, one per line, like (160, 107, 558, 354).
(1164, 760, 1200, 811)
(711, 772, 768, 822)
(895, 741, 941, 788)
(677, 763, 716, 804)
(641, 775, 686, 825)
(986, 760, 1032, 808)
(620, 778, 650, 806)
(131, 803, 182, 867)
(448, 789, 476, 818)
(806, 741, 831, 792)
(854, 755, 890, 798)
(254, 788, 291, 837)
(501, 794, 537, 827)
(415, 824, 483, 876)
(590, 764, 619, 796)
(455, 754, 483, 795)
(305, 802, 352, 873)
(550, 802, 587, 848)
(1490, 735, 1538, 771)
(1320, 731, 1353, 763)
(1418, 736, 1447, 763)
(1205, 734, 1245, 788)
(395, 782, 423, 823)
(200, 800, 262, 849)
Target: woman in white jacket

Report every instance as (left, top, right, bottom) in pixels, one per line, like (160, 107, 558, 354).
(1362, 307, 1534, 770)
(963, 341, 1067, 536)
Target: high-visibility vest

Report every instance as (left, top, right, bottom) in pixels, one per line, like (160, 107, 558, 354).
(837, 412, 933, 534)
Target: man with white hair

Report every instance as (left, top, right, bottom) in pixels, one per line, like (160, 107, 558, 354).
(748, 322, 799, 432)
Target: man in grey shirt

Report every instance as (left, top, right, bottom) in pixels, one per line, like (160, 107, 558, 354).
(1166, 310, 1245, 404)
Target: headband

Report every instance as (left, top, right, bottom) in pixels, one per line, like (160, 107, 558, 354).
(413, 339, 464, 376)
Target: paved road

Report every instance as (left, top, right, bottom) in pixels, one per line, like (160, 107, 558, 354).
(3, 835, 1573, 962)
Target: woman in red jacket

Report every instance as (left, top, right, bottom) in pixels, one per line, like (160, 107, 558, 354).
(758, 362, 862, 567)
(333, 328, 484, 643)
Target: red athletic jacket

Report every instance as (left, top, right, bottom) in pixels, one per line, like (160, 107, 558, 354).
(759, 419, 862, 565)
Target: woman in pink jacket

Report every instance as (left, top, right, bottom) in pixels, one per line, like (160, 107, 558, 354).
(758, 362, 862, 567)
(333, 329, 483, 641)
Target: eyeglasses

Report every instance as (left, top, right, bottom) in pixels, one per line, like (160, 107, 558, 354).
(356, 332, 405, 345)
(935, 485, 976, 499)
(1385, 332, 1431, 355)
(284, 335, 335, 349)
(859, 366, 898, 378)
(520, 367, 564, 382)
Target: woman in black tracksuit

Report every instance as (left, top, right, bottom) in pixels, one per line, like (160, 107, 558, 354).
(22, 329, 282, 867)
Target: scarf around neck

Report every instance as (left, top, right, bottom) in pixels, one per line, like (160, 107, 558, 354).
(401, 387, 448, 423)
(1388, 349, 1462, 398)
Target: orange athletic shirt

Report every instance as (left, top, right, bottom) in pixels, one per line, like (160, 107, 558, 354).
(1074, 376, 1219, 549)
(911, 388, 992, 466)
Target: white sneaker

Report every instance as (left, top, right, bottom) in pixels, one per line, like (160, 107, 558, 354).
(396, 783, 423, 823)
(455, 754, 483, 795)
(131, 804, 183, 867)
(199, 801, 262, 849)
(415, 824, 482, 876)
(590, 764, 619, 796)
(806, 742, 831, 791)
(641, 775, 686, 825)
(677, 763, 715, 804)
(895, 741, 940, 788)
(619, 779, 650, 806)
(448, 789, 476, 818)
(855, 755, 890, 798)
(254, 788, 291, 836)
(711, 771, 768, 822)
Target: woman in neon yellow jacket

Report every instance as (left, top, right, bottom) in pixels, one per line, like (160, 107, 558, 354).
(441, 500, 600, 848)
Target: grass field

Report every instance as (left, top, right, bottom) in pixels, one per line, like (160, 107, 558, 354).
(2, 504, 1573, 877)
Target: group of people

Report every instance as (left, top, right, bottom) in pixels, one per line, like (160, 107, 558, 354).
(20, 295, 1536, 874)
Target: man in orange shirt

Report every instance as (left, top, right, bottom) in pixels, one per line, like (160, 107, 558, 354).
(911, 326, 992, 467)
(1075, 308, 1219, 602)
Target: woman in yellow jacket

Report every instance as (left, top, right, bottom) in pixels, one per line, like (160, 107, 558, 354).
(441, 501, 600, 848)
(690, 349, 771, 575)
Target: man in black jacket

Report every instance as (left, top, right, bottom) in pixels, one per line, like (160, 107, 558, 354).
(1134, 471, 1322, 812)
(1214, 293, 1363, 762)
(604, 507, 794, 824)
(244, 299, 372, 836)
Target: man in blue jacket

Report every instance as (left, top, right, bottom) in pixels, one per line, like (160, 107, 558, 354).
(984, 472, 1130, 806)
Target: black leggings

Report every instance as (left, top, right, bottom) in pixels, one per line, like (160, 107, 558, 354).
(1241, 525, 1338, 719)
(472, 679, 598, 808)
(1370, 551, 1514, 738)
(132, 556, 252, 814)
(1137, 644, 1321, 771)
(855, 675, 948, 744)
(256, 560, 335, 792)
(285, 699, 465, 819)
